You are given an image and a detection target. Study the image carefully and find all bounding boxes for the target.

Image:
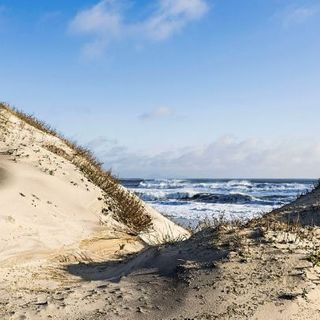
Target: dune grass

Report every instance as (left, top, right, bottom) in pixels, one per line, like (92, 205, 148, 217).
(309, 252, 320, 267)
(0, 102, 152, 234)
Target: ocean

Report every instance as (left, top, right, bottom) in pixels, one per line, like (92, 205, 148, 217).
(120, 178, 316, 228)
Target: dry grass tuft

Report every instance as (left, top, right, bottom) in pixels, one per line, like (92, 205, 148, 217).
(43, 144, 69, 158)
(194, 213, 244, 233)
(308, 252, 320, 266)
(0, 102, 152, 233)
(0, 102, 58, 137)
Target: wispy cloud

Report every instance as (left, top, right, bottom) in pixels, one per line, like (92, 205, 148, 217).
(279, 5, 319, 28)
(86, 135, 320, 178)
(69, 0, 123, 58)
(69, 0, 209, 58)
(143, 0, 209, 40)
(139, 106, 175, 121)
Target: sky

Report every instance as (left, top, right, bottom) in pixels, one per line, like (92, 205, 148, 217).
(1, 0, 320, 178)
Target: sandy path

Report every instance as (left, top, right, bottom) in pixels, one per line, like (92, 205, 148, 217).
(77, 225, 320, 320)
(3, 221, 320, 320)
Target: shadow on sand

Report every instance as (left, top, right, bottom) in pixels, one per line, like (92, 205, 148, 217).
(65, 228, 229, 283)
(0, 166, 8, 187)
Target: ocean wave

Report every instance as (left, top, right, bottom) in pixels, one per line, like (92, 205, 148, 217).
(135, 190, 197, 201)
(254, 183, 310, 191)
(138, 179, 256, 190)
(130, 180, 314, 197)
(226, 180, 253, 187)
(189, 192, 294, 205)
(134, 190, 278, 205)
(125, 178, 314, 227)
(184, 192, 256, 204)
(139, 179, 188, 189)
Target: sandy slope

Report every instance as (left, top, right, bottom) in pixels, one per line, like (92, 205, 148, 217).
(0, 106, 189, 319)
(0, 155, 105, 262)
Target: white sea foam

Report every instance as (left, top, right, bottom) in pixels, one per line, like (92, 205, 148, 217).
(134, 189, 198, 201)
(150, 201, 272, 228)
(123, 178, 315, 228)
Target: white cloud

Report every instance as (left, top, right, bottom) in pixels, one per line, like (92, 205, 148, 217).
(139, 106, 175, 120)
(280, 5, 319, 27)
(143, 0, 209, 40)
(69, 1, 122, 35)
(69, 0, 209, 57)
(69, 0, 123, 57)
(86, 135, 320, 178)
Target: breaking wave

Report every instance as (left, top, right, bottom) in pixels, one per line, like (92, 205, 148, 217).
(121, 178, 315, 227)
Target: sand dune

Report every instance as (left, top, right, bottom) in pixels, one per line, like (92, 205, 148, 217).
(0, 105, 188, 260)
(0, 104, 189, 319)
(2, 104, 320, 320)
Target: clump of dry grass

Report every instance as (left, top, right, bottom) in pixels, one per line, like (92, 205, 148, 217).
(112, 187, 151, 232)
(194, 213, 244, 233)
(69, 154, 152, 233)
(192, 213, 250, 251)
(308, 252, 320, 266)
(0, 102, 152, 234)
(74, 156, 151, 233)
(43, 144, 69, 158)
(0, 102, 58, 137)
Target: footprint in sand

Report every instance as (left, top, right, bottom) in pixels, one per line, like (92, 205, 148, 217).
(4, 216, 15, 224)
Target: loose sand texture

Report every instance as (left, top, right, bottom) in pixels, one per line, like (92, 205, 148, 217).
(0, 105, 189, 319)
(64, 195, 320, 320)
(2, 104, 320, 320)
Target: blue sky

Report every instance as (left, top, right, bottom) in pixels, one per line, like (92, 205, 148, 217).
(1, 0, 320, 178)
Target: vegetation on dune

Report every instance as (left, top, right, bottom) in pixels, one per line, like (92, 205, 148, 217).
(0, 102, 59, 137)
(0, 102, 152, 234)
(309, 252, 320, 267)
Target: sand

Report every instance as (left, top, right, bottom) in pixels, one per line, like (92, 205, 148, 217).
(0, 106, 189, 319)
(2, 105, 320, 320)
